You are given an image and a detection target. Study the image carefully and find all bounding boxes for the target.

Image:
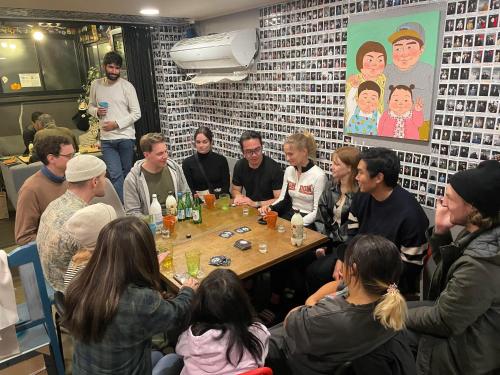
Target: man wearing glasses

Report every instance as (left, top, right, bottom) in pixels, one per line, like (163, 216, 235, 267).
(15, 135, 74, 245)
(232, 130, 283, 208)
(30, 113, 79, 162)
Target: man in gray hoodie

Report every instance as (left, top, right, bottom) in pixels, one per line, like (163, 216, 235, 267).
(123, 133, 188, 216)
(407, 160, 500, 374)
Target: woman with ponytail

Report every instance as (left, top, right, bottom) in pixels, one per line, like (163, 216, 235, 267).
(260, 132, 327, 227)
(266, 235, 415, 375)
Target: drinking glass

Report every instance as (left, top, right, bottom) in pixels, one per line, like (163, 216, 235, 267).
(204, 193, 216, 209)
(264, 211, 278, 229)
(185, 250, 201, 277)
(219, 194, 230, 211)
(163, 215, 176, 234)
(158, 243, 174, 275)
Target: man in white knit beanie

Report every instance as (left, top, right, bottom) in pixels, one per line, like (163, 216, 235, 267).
(37, 154, 108, 291)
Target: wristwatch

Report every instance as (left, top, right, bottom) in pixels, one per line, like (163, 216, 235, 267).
(255, 201, 262, 208)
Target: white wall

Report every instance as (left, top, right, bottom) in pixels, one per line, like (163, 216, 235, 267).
(195, 8, 259, 35)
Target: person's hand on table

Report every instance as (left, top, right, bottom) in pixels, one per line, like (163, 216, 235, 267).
(258, 205, 271, 215)
(233, 195, 252, 206)
(333, 259, 343, 281)
(101, 121, 119, 132)
(181, 277, 199, 292)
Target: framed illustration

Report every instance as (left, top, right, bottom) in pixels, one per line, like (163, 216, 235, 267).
(345, 7, 442, 141)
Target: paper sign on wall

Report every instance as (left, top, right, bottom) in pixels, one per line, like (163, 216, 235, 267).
(19, 73, 41, 88)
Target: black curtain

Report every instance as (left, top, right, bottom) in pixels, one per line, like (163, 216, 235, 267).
(122, 25, 161, 159)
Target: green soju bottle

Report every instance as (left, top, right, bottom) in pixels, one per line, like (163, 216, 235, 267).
(177, 192, 185, 221)
(192, 194, 202, 224)
(184, 192, 193, 219)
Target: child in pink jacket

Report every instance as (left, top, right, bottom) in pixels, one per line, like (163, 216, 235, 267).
(176, 269, 270, 375)
(378, 84, 424, 140)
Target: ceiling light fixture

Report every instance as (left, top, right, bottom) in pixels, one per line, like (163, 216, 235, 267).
(140, 8, 159, 16)
(33, 31, 44, 41)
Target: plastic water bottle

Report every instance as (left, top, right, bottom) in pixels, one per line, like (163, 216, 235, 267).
(291, 209, 304, 246)
(165, 191, 177, 216)
(150, 194, 163, 231)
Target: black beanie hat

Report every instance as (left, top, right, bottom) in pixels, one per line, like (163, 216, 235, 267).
(449, 160, 500, 217)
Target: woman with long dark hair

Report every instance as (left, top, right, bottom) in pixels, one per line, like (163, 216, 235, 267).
(176, 269, 270, 374)
(182, 126, 230, 197)
(267, 235, 414, 375)
(63, 216, 198, 375)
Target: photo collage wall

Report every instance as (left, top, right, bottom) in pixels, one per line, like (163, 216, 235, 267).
(151, 0, 500, 210)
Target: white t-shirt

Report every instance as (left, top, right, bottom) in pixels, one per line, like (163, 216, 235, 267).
(273, 164, 327, 226)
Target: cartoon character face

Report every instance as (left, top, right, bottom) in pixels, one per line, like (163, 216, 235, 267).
(392, 38, 424, 71)
(360, 52, 386, 80)
(388, 88, 413, 115)
(357, 89, 380, 113)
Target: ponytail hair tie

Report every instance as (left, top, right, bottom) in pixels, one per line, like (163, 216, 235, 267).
(386, 283, 399, 295)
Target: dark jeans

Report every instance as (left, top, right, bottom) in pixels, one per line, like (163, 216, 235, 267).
(101, 139, 135, 202)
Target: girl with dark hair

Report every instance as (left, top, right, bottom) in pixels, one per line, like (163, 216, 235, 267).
(378, 84, 424, 140)
(176, 269, 270, 374)
(63, 216, 198, 375)
(182, 126, 230, 198)
(267, 235, 414, 375)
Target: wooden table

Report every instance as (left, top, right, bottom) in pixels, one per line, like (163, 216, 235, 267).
(157, 203, 328, 291)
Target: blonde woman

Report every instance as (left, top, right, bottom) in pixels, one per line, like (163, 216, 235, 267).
(260, 132, 327, 227)
(266, 235, 414, 375)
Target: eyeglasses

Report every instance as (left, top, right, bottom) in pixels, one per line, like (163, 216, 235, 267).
(58, 153, 75, 159)
(243, 147, 262, 157)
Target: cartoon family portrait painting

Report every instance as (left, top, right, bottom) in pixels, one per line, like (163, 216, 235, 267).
(345, 9, 441, 141)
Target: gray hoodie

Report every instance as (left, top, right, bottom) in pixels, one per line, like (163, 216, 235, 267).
(123, 159, 189, 216)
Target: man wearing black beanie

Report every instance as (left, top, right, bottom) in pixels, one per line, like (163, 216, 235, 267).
(406, 159, 500, 375)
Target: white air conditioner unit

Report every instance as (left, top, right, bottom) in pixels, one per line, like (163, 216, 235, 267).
(170, 29, 258, 84)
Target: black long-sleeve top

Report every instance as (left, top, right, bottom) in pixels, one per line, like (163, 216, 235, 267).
(182, 151, 230, 197)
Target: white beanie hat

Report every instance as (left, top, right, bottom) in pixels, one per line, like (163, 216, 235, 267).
(66, 154, 106, 182)
(64, 203, 117, 248)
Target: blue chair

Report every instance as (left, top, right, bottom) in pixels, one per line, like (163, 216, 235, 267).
(2, 242, 65, 375)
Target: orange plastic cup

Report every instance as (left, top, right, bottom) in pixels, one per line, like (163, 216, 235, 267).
(204, 193, 216, 209)
(264, 211, 278, 229)
(163, 215, 176, 234)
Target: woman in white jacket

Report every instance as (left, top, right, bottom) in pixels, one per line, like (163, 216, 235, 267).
(260, 132, 327, 227)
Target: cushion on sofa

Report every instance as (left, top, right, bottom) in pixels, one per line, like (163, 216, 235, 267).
(0, 135, 25, 156)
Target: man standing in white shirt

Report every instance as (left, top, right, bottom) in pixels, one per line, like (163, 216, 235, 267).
(88, 51, 141, 201)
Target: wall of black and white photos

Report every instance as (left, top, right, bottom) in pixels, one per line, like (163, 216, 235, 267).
(151, 0, 500, 210)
